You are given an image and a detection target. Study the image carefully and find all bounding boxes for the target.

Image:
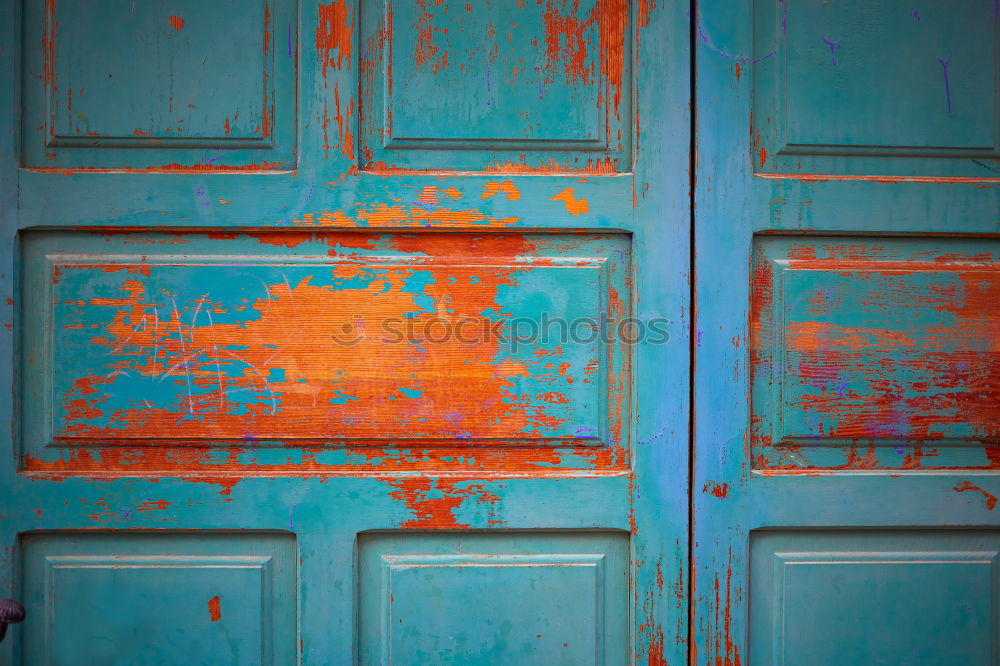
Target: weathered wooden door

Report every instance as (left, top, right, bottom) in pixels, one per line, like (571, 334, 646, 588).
(695, 1, 1000, 664)
(0, 1, 689, 664)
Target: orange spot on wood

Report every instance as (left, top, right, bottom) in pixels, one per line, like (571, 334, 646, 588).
(168, 15, 184, 30)
(481, 181, 522, 201)
(207, 596, 221, 622)
(703, 481, 729, 498)
(136, 499, 171, 512)
(550, 188, 589, 215)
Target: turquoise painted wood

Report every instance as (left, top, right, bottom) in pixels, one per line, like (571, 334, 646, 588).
(1, 1, 690, 664)
(696, 1, 1000, 665)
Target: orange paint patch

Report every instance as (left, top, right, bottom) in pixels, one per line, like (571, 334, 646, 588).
(488, 157, 617, 174)
(386, 477, 503, 528)
(136, 499, 172, 512)
(550, 188, 589, 215)
(168, 15, 185, 30)
(413, 0, 448, 72)
(208, 596, 221, 622)
(481, 181, 522, 201)
(317, 0, 353, 76)
(54, 235, 572, 442)
(417, 185, 440, 207)
(702, 481, 729, 498)
(542, 1, 593, 84)
(955, 481, 998, 510)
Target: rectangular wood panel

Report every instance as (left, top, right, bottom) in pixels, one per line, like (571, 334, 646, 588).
(20, 532, 297, 666)
(22, 0, 297, 170)
(359, 0, 632, 172)
(750, 531, 999, 665)
(752, 237, 1000, 471)
(20, 230, 631, 475)
(753, 0, 999, 178)
(357, 531, 629, 665)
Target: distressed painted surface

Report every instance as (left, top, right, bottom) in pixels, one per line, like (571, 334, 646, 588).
(22, 230, 630, 475)
(359, 0, 631, 172)
(753, 0, 999, 178)
(22, 0, 297, 169)
(3, 0, 689, 664)
(697, 1, 1000, 665)
(752, 237, 1000, 470)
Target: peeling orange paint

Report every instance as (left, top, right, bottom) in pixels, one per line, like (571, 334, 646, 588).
(207, 596, 221, 622)
(136, 499, 172, 512)
(954, 481, 998, 510)
(317, 0, 353, 76)
(702, 481, 728, 498)
(386, 477, 503, 528)
(482, 181, 522, 201)
(550, 187, 589, 215)
(168, 15, 185, 31)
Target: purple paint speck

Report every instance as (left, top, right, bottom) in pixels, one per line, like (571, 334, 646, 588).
(939, 57, 953, 118)
(913, 10, 920, 20)
(287, 24, 292, 58)
(289, 503, 299, 530)
(820, 35, 840, 65)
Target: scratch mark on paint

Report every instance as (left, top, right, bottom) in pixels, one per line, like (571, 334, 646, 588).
(697, 17, 775, 63)
(289, 502, 300, 529)
(820, 35, 840, 65)
(550, 188, 589, 215)
(939, 57, 953, 118)
(955, 481, 997, 510)
(208, 596, 222, 622)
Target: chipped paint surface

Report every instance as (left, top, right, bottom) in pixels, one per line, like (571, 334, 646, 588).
(752, 238, 1000, 471)
(954, 480, 998, 510)
(551, 187, 590, 215)
(358, 0, 632, 172)
(207, 595, 222, 622)
(23, 230, 631, 476)
(3, 0, 692, 663)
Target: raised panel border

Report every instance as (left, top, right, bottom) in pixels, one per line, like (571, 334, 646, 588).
(20, 531, 297, 666)
(750, 530, 1000, 666)
(18, 230, 633, 477)
(751, 0, 1000, 179)
(357, 530, 628, 666)
(358, 0, 634, 173)
(751, 235, 1000, 472)
(20, 0, 298, 171)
